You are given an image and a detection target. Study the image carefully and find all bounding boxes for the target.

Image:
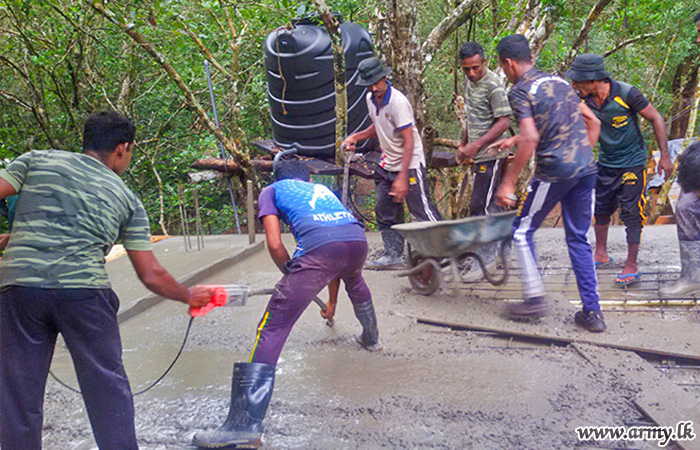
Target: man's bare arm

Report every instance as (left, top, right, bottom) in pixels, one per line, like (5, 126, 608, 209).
(639, 103, 672, 178)
(579, 103, 600, 149)
(262, 215, 290, 273)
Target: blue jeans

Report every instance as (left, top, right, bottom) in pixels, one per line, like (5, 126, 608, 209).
(0, 287, 137, 450)
(512, 174, 601, 312)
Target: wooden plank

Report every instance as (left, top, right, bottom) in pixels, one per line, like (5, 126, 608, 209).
(250, 139, 279, 154)
(431, 151, 457, 169)
(417, 316, 700, 363)
(298, 156, 343, 175)
(573, 344, 700, 450)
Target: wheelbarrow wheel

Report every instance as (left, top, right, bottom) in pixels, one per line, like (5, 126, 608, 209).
(408, 258, 442, 296)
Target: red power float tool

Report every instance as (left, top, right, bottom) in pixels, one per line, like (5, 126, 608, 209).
(188, 285, 334, 326)
(188, 285, 274, 317)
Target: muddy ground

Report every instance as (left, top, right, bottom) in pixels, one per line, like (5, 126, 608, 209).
(42, 225, 699, 450)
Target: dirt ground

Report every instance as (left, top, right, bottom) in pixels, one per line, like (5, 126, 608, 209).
(41, 225, 699, 450)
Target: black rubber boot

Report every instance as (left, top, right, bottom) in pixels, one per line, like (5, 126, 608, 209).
(193, 362, 275, 449)
(660, 241, 700, 297)
(353, 300, 383, 351)
(366, 230, 404, 268)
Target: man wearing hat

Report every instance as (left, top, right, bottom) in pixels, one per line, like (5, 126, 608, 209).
(343, 57, 441, 268)
(566, 53, 672, 287)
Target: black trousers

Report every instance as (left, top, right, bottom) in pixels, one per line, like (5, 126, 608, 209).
(374, 164, 441, 230)
(469, 158, 506, 217)
(594, 164, 646, 245)
(0, 287, 138, 450)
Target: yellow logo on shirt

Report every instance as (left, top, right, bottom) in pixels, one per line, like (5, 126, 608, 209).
(478, 165, 487, 174)
(612, 115, 629, 129)
(622, 172, 638, 185)
(409, 177, 417, 185)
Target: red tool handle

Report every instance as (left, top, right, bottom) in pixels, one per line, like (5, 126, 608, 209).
(188, 285, 228, 317)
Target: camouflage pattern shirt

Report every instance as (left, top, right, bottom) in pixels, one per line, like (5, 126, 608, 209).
(465, 69, 512, 163)
(508, 68, 597, 183)
(0, 150, 152, 290)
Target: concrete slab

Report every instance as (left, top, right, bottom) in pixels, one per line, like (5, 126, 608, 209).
(38, 225, 700, 449)
(105, 235, 264, 322)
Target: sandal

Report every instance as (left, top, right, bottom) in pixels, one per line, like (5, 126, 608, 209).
(614, 271, 641, 287)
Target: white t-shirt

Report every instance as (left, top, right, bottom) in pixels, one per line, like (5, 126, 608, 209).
(366, 83, 425, 172)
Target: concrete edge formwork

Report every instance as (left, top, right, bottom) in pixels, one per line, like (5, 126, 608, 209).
(117, 241, 265, 323)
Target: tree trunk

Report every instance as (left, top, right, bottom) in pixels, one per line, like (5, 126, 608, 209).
(192, 157, 273, 173)
(670, 57, 700, 140)
(313, 0, 349, 166)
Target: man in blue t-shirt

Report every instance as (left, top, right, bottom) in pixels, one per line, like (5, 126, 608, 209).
(193, 159, 381, 449)
(494, 34, 606, 332)
(566, 53, 672, 287)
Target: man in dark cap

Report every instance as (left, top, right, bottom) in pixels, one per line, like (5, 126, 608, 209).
(566, 53, 672, 287)
(343, 57, 441, 269)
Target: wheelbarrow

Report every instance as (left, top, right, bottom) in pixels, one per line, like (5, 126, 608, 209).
(392, 211, 517, 295)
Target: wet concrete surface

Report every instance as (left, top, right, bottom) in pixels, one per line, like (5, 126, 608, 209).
(41, 226, 698, 449)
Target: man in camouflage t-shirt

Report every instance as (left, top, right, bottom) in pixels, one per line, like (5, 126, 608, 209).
(456, 41, 512, 217)
(494, 35, 606, 333)
(0, 112, 213, 449)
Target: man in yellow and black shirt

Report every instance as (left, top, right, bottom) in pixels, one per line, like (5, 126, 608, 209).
(566, 54, 672, 287)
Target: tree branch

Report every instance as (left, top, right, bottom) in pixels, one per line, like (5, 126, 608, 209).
(90, 1, 249, 172)
(177, 17, 233, 84)
(602, 30, 664, 58)
(0, 89, 32, 110)
(312, 0, 348, 165)
(560, 0, 614, 71)
(421, 0, 481, 65)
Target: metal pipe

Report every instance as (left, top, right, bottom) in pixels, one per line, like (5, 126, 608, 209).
(204, 60, 241, 234)
(273, 147, 298, 174)
(193, 185, 203, 250)
(247, 179, 255, 245)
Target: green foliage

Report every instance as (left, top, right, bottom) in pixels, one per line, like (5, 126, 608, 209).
(0, 0, 698, 234)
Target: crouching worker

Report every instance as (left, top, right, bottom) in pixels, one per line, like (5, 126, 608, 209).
(0, 111, 214, 450)
(193, 159, 381, 449)
(660, 139, 700, 297)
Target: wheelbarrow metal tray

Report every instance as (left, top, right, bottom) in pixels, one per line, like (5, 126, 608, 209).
(392, 211, 517, 258)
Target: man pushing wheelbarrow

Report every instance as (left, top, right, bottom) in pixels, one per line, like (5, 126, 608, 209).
(494, 35, 606, 333)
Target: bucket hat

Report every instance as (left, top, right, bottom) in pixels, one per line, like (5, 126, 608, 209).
(565, 53, 611, 82)
(356, 57, 392, 86)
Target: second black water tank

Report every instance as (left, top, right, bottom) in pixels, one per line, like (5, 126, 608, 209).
(265, 16, 375, 159)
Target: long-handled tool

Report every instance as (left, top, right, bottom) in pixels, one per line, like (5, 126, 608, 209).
(188, 285, 334, 327)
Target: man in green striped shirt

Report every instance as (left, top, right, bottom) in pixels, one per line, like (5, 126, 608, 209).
(456, 41, 512, 217)
(0, 111, 213, 450)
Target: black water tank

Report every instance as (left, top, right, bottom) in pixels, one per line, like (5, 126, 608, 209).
(265, 15, 375, 159)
